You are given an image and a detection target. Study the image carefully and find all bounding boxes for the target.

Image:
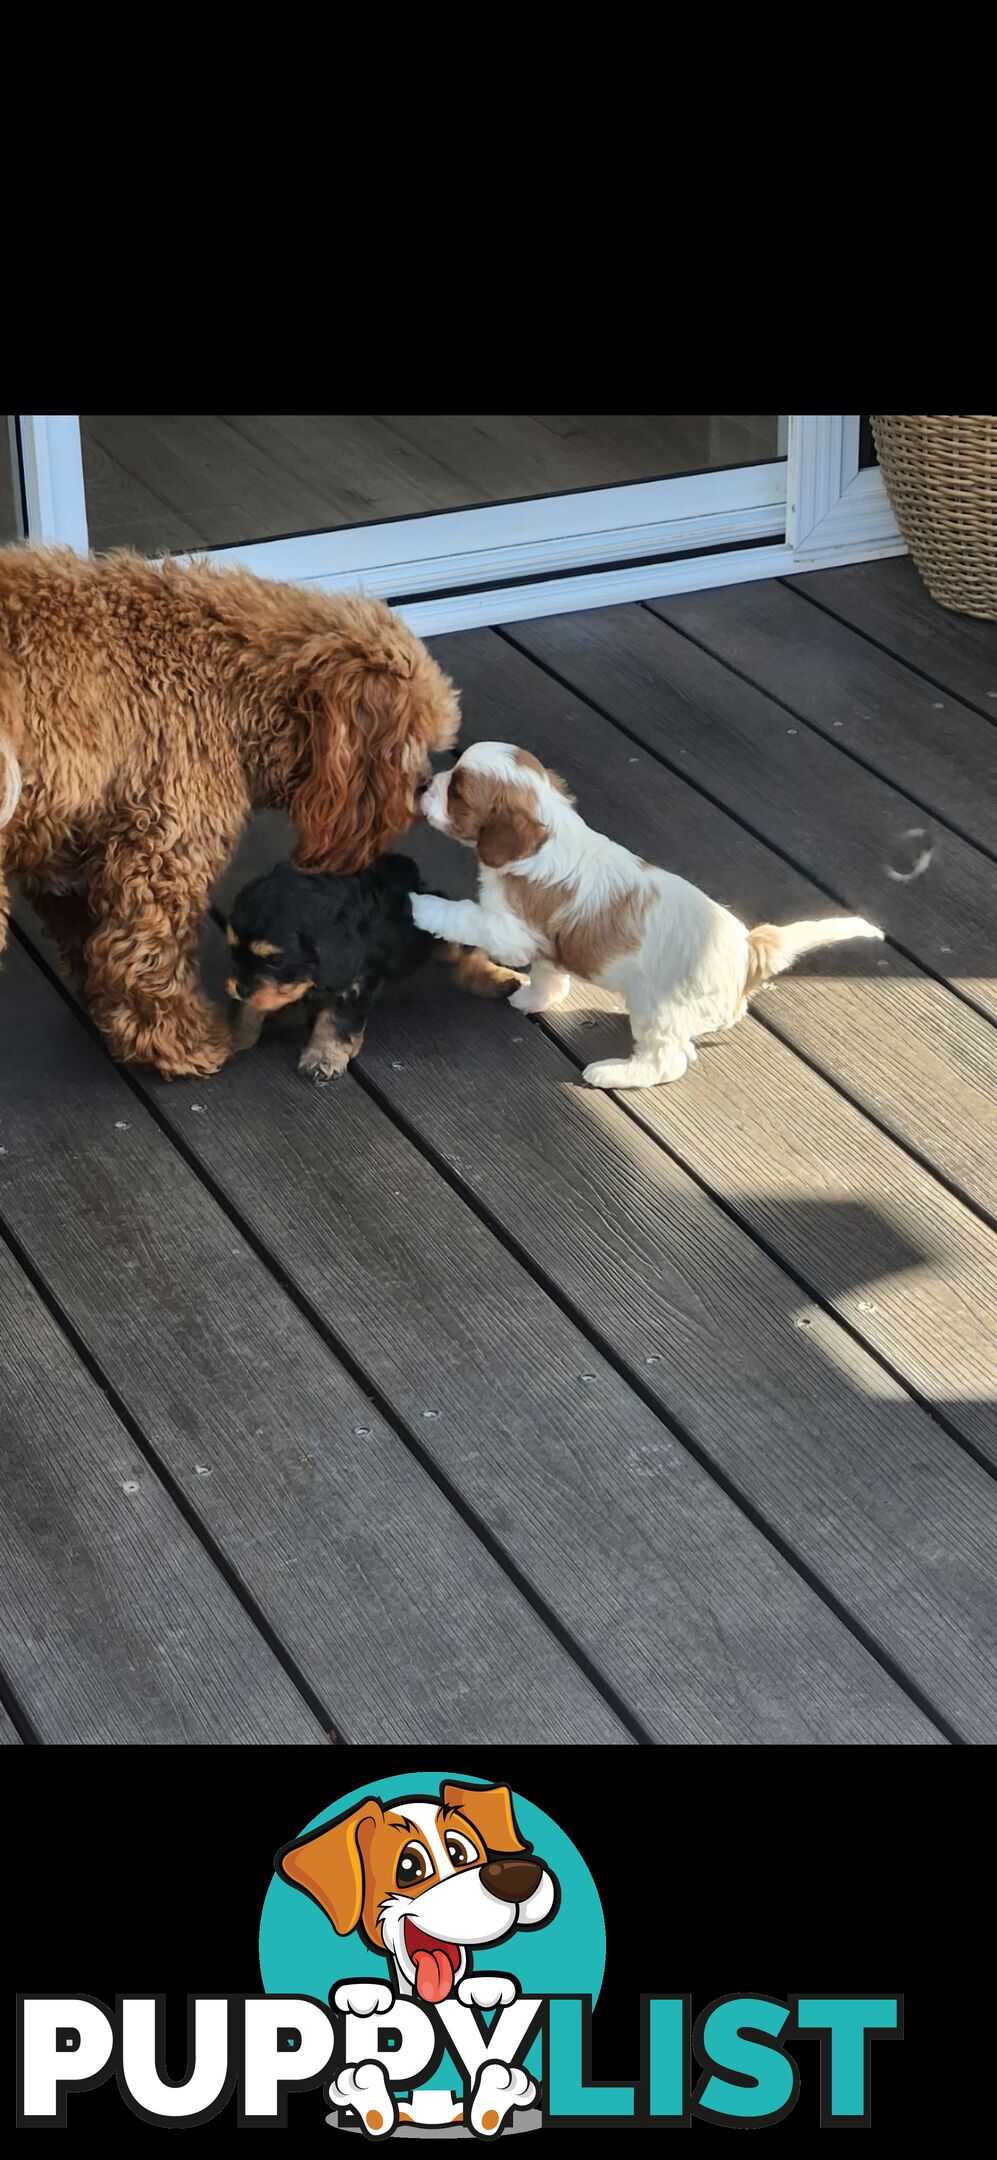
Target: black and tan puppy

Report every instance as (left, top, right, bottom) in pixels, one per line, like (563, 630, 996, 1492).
(225, 855, 518, 1082)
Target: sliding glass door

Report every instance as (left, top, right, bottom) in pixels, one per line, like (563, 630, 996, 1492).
(75, 415, 787, 555)
(10, 416, 901, 633)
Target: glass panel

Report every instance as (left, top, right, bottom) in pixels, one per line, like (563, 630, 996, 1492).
(1, 418, 24, 544)
(80, 415, 786, 556)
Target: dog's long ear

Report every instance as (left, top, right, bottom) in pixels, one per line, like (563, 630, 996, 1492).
(441, 1783, 528, 1856)
(276, 1798, 384, 1933)
(290, 630, 458, 875)
(547, 769, 575, 803)
(478, 805, 547, 869)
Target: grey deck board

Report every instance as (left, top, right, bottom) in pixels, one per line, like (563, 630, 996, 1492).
(2, 934, 622, 1745)
(509, 606, 997, 1024)
(114, 911, 938, 1745)
(0, 1236, 324, 1744)
(788, 558, 997, 721)
(499, 620, 997, 1218)
(351, 964, 996, 1741)
(648, 578, 997, 854)
(553, 982, 997, 1467)
(0, 1702, 24, 1743)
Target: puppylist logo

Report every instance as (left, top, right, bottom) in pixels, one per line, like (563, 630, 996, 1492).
(16, 1772, 903, 2134)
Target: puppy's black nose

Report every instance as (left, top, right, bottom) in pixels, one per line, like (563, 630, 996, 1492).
(480, 1857, 542, 1904)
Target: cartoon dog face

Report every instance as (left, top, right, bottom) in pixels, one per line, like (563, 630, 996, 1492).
(277, 1783, 558, 2004)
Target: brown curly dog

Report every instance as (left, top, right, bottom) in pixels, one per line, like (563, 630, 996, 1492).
(0, 545, 492, 1078)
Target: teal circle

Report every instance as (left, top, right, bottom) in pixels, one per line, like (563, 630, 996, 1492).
(259, 1770, 605, 2096)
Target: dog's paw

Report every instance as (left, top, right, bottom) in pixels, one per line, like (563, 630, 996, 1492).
(332, 1982, 394, 2019)
(470, 2060, 536, 2136)
(410, 892, 449, 936)
(457, 1974, 519, 2010)
(330, 2061, 396, 2139)
(508, 973, 569, 1014)
(156, 1037, 231, 1080)
(298, 1043, 351, 1083)
(582, 1058, 625, 1089)
(583, 1051, 687, 1088)
(476, 965, 524, 999)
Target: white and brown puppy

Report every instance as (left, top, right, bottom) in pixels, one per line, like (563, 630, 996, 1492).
(413, 742, 883, 1089)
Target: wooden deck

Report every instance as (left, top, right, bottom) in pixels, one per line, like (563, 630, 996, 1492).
(2, 555, 995, 1745)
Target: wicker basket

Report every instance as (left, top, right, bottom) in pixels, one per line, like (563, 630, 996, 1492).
(870, 415, 997, 620)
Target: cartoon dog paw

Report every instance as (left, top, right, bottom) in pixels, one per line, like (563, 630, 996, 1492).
(331, 1982, 394, 2019)
(330, 2060, 397, 2139)
(456, 1974, 520, 2010)
(470, 2060, 536, 2136)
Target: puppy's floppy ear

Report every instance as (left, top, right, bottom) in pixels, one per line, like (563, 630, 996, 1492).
(276, 1797, 384, 1932)
(290, 627, 457, 875)
(442, 764, 485, 847)
(441, 1782, 528, 1856)
(290, 639, 414, 874)
(478, 804, 547, 868)
(547, 769, 575, 803)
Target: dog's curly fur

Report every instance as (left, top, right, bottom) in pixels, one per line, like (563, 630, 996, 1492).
(0, 545, 460, 1076)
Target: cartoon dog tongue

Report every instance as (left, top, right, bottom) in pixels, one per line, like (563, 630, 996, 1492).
(413, 1947, 456, 2004)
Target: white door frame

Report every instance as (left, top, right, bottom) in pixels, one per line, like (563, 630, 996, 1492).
(14, 415, 89, 554)
(13, 415, 902, 635)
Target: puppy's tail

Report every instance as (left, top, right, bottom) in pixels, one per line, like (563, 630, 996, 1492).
(745, 915, 883, 994)
(0, 732, 21, 828)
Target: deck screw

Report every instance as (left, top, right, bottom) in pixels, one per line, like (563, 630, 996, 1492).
(578, 1371, 597, 1383)
(191, 1102, 207, 1114)
(122, 1479, 140, 1493)
(115, 1120, 130, 1131)
(194, 1465, 212, 1477)
(645, 1353, 662, 1364)
(787, 728, 797, 735)
(794, 1315, 812, 1329)
(353, 1426, 372, 1438)
(423, 1408, 441, 1419)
